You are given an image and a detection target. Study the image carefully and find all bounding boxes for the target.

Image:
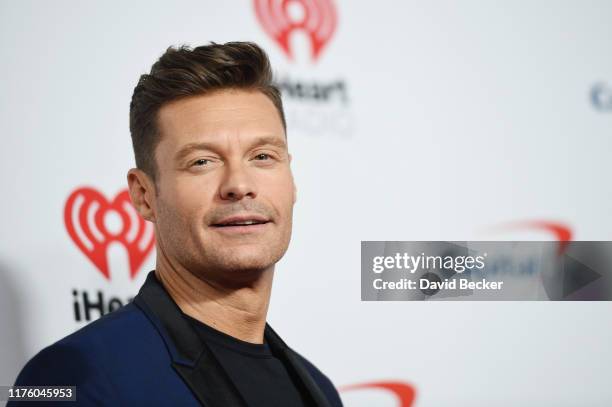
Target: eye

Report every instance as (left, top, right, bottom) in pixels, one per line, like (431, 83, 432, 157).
(192, 159, 210, 167)
(254, 153, 271, 160)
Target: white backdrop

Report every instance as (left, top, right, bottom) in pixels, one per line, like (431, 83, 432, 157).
(1, 1, 611, 406)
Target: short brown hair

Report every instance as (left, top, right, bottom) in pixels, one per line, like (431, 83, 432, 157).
(129, 41, 286, 182)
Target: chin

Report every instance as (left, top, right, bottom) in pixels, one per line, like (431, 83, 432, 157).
(215, 249, 279, 272)
(234, 256, 278, 271)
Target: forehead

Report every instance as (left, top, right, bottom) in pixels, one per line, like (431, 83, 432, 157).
(155, 89, 285, 157)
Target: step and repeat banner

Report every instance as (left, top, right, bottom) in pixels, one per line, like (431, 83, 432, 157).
(1, 1, 611, 406)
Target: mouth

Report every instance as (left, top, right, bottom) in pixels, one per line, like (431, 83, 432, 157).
(210, 215, 272, 233)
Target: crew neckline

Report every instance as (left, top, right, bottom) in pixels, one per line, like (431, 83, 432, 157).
(181, 312, 273, 358)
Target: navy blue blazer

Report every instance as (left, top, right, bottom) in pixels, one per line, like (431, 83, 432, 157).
(10, 271, 343, 406)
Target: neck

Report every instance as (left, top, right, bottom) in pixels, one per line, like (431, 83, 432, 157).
(155, 251, 274, 344)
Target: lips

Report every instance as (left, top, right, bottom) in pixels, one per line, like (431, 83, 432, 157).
(211, 214, 271, 228)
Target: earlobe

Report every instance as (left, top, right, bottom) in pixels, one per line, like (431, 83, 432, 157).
(127, 168, 156, 222)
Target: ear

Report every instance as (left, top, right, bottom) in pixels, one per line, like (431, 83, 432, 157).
(127, 168, 157, 222)
(288, 153, 297, 204)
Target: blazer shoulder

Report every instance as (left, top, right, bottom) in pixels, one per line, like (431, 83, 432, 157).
(34, 302, 151, 360)
(11, 337, 120, 406)
(292, 350, 344, 407)
(11, 303, 149, 405)
(60, 302, 147, 345)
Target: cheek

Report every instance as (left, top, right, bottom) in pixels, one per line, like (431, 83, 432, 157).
(161, 177, 214, 224)
(262, 172, 295, 214)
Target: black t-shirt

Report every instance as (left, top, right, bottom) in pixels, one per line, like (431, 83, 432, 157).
(183, 313, 309, 407)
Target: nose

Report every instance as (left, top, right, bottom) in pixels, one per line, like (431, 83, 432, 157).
(218, 162, 257, 201)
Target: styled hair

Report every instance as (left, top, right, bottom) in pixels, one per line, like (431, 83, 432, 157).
(129, 41, 286, 182)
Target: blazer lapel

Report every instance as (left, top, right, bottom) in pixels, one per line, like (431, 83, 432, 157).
(265, 324, 333, 407)
(134, 270, 332, 407)
(171, 354, 247, 407)
(133, 271, 247, 407)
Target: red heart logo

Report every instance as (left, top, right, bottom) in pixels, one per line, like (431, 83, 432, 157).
(64, 187, 155, 280)
(254, 0, 338, 61)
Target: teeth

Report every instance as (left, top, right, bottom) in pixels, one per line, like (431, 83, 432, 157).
(224, 220, 260, 226)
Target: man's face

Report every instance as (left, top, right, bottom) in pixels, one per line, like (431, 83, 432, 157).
(148, 89, 295, 282)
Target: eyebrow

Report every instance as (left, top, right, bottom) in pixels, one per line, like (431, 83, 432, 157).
(174, 135, 287, 162)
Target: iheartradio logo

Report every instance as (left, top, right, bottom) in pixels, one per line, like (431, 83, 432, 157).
(254, 0, 337, 61)
(64, 187, 155, 280)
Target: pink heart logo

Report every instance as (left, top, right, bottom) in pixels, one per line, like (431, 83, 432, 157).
(64, 187, 155, 280)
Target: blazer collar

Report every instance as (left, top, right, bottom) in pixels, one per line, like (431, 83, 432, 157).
(133, 270, 332, 407)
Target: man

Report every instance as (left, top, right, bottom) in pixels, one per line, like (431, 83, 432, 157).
(10, 42, 343, 407)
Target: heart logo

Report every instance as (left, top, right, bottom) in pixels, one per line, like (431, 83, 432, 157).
(64, 187, 155, 280)
(254, 0, 338, 61)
